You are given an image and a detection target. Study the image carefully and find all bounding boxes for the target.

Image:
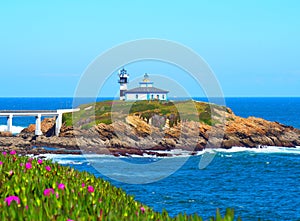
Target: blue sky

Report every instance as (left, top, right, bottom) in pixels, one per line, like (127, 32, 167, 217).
(0, 0, 299, 97)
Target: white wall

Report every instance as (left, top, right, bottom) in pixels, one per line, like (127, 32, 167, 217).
(125, 93, 168, 101)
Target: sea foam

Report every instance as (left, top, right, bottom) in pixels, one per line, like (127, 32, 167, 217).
(0, 125, 25, 134)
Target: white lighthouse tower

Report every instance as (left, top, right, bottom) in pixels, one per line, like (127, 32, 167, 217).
(118, 68, 129, 100)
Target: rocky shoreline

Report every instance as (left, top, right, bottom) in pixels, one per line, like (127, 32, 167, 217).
(1, 106, 300, 157)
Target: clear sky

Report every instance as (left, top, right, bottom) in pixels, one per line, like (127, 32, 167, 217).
(0, 0, 299, 97)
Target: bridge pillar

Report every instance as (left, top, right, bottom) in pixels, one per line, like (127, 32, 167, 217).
(55, 113, 62, 136)
(35, 114, 43, 136)
(7, 114, 13, 133)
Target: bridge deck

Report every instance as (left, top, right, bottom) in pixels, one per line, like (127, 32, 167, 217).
(0, 108, 79, 116)
(0, 110, 57, 113)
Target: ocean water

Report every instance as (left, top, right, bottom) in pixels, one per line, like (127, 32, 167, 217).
(43, 148, 300, 221)
(1, 97, 300, 220)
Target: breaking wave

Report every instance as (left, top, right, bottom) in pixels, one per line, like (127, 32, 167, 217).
(0, 125, 25, 134)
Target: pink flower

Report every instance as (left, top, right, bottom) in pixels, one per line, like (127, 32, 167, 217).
(25, 162, 32, 169)
(0, 161, 3, 165)
(67, 219, 74, 221)
(140, 207, 145, 213)
(81, 183, 85, 187)
(58, 183, 65, 190)
(43, 188, 59, 198)
(43, 188, 55, 196)
(45, 166, 51, 171)
(87, 185, 94, 193)
(10, 150, 16, 155)
(2, 151, 7, 156)
(28, 158, 33, 162)
(9, 170, 14, 176)
(25, 205, 28, 210)
(37, 159, 43, 164)
(5, 196, 20, 206)
(20, 163, 24, 167)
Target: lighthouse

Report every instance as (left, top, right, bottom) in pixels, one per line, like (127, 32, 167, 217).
(118, 68, 129, 100)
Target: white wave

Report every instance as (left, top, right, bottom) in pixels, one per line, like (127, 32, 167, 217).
(0, 125, 25, 134)
(33, 146, 300, 166)
(213, 146, 300, 155)
(150, 149, 197, 158)
(55, 160, 84, 165)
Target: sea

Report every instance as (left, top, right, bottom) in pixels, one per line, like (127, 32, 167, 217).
(0, 97, 300, 220)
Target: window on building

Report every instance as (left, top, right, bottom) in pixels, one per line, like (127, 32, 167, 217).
(151, 94, 154, 100)
(136, 94, 138, 99)
(157, 95, 159, 99)
(162, 95, 165, 99)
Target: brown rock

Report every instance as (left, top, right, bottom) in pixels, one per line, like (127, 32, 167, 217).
(126, 116, 152, 137)
(0, 131, 13, 137)
(21, 117, 56, 135)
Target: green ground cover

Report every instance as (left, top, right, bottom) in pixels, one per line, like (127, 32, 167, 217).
(63, 100, 227, 129)
(0, 151, 241, 220)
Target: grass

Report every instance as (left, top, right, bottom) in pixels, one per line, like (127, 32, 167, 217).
(0, 151, 242, 220)
(64, 100, 227, 129)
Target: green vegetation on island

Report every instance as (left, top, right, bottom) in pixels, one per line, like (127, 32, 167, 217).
(0, 152, 241, 220)
(63, 100, 228, 129)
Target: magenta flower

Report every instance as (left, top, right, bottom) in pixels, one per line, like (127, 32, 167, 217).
(43, 188, 59, 198)
(67, 219, 74, 221)
(37, 159, 43, 164)
(58, 183, 65, 190)
(5, 196, 20, 206)
(2, 151, 7, 156)
(9, 150, 16, 155)
(43, 188, 55, 196)
(140, 206, 145, 213)
(20, 163, 24, 167)
(25, 162, 32, 169)
(25, 205, 28, 210)
(82, 183, 85, 187)
(0, 161, 3, 165)
(45, 166, 51, 171)
(87, 185, 94, 193)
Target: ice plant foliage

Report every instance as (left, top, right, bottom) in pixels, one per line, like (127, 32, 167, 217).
(0, 153, 241, 220)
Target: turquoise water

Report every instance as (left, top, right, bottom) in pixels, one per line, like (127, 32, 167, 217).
(1, 97, 300, 220)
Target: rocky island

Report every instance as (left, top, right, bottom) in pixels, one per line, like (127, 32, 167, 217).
(0, 100, 299, 156)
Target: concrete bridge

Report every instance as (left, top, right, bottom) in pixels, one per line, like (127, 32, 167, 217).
(0, 109, 80, 136)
